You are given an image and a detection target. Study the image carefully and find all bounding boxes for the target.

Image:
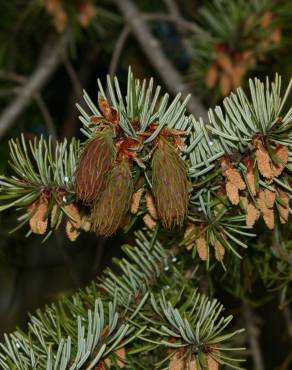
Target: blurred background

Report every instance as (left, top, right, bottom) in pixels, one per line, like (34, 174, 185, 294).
(0, 1, 291, 369)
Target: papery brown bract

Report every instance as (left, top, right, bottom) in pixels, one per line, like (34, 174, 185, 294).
(75, 128, 115, 203)
(152, 138, 188, 229)
(92, 160, 133, 237)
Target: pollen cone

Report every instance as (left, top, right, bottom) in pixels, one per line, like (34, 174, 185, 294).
(92, 160, 133, 237)
(152, 138, 188, 229)
(75, 128, 115, 203)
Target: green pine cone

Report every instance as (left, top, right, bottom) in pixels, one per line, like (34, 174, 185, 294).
(152, 138, 188, 229)
(75, 128, 115, 203)
(92, 160, 133, 237)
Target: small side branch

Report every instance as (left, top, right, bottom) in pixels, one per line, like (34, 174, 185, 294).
(0, 33, 69, 139)
(243, 301, 265, 370)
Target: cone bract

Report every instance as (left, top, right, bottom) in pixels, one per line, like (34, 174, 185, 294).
(92, 160, 133, 237)
(152, 138, 188, 229)
(75, 128, 115, 203)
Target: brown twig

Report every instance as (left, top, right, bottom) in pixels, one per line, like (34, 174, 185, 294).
(109, 25, 131, 78)
(243, 301, 265, 370)
(113, 0, 208, 120)
(0, 33, 69, 139)
(109, 12, 204, 79)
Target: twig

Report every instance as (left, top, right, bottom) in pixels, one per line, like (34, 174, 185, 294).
(62, 53, 83, 99)
(113, 0, 207, 120)
(109, 25, 130, 78)
(0, 33, 69, 139)
(243, 301, 265, 370)
(109, 13, 203, 79)
(163, 0, 183, 32)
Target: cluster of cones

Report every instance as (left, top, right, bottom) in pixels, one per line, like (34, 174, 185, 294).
(75, 97, 189, 237)
(205, 11, 282, 95)
(43, 0, 96, 33)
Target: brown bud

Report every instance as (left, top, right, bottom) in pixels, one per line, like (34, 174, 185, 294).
(28, 199, 48, 235)
(145, 191, 158, 220)
(75, 129, 115, 203)
(257, 192, 275, 229)
(219, 72, 232, 96)
(98, 96, 118, 124)
(207, 356, 220, 370)
(77, 2, 96, 28)
(226, 181, 240, 205)
(143, 213, 157, 230)
(246, 203, 260, 227)
(225, 168, 246, 190)
(206, 64, 218, 88)
(214, 240, 225, 261)
(64, 204, 81, 229)
(196, 235, 208, 261)
(169, 349, 185, 370)
(272, 145, 289, 176)
(278, 189, 289, 224)
(66, 221, 79, 241)
(255, 145, 274, 178)
(92, 161, 133, 237)
(130, 188, 144, 214)
(152, 138, 188, 229)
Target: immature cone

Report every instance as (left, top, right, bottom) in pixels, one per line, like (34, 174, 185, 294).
(92, 160, 133, 237)
(152, 138, 188, 229)
(75, 128, 115, 203)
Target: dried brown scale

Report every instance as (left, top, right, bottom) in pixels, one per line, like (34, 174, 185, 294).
(75, 128, 116, 203)
(152, 137, 188, 229)
(92, 160, 133, 237)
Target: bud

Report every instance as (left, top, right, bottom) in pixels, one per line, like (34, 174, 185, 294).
(196, 235, 208, 261)
(92, 160, 133, 237)
(226, 181, 240, 205)
(143, 213, 157, 230)
(28, 198, 48, 235)
(272, 145, 289, 176)
(152, 138, 188, 229)
(278, 189, 289, 224)
(64, 204, 81, 229)
(66, 221, 79, 241)
(75, 128, 115, 203)
(246, 203, 260, 227)
(145, 191, 158, 219)
(130, 188, 144, 214)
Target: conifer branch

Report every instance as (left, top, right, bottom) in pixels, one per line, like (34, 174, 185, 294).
(0, 33, 69, 138)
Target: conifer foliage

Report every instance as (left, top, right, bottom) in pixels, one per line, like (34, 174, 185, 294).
(0, 68, 291, 368)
